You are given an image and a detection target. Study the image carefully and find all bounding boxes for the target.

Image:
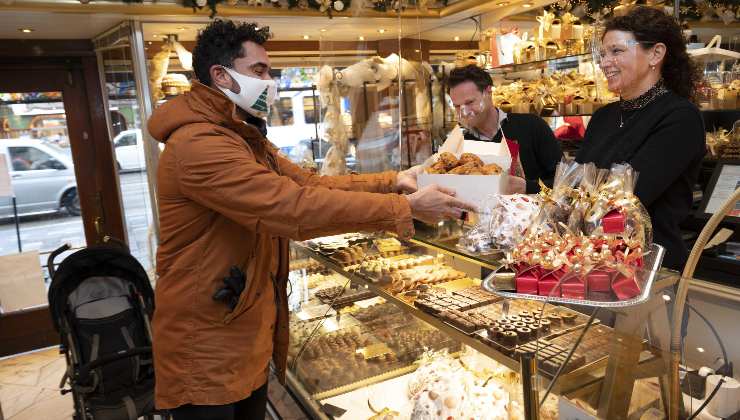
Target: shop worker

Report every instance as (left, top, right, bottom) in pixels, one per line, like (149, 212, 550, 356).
(448, 65, 562, 193)
(147, 19, 475, 420)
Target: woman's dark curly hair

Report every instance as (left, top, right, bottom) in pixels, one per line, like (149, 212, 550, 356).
(605, 7, 700, 103)
(193, 19, 272, 86)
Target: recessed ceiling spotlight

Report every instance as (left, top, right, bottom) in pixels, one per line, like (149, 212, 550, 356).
(303, 34, 310, 40)
(147, 41, 153, 45)
(697, 347, 705, 353)
(496, 1, 508, 5)
(320, 29, 327, 32)
(177, 27, 186, 31)
(378, 28, 386, 34)
(18, 28, 34, 33)
(152, 33, 159, 38)
(522, 2, 533, 7)
(454, 36, 460, 41)
(358, 36, 365, 41)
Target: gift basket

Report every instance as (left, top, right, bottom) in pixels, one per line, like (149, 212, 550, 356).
(482, 159, 665, 308)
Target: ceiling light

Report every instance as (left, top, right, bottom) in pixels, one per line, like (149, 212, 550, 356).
(378, 28, 386, 34)
(697, 347, 705, 353)
(177, 27, 186, 31)
(152, 33, 159, 38)
(414, 49, 420, 53)
(303, 35, 310, 40)
(358, 36, 365, 41)
(18, 28, 34, 33)
(454, 36, 460, 41)
(320, 29, 327, 33)
(522, 2, 533, 7)
(496, 1, 508, 5)
(147, 41, 153, 45)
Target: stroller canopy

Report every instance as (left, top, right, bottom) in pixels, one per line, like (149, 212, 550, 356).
(48, 244, 154, 332)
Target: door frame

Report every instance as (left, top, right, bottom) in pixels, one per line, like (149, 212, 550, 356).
(0, 57, 126, 245)
(0, 51, 125, 357)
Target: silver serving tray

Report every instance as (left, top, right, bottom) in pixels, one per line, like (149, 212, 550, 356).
(481, 243, 666, 308)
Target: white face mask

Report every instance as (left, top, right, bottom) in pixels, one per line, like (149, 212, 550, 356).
(218, 66, 277, 119)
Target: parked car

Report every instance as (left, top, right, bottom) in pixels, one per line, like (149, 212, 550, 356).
(112, 129, 146, 172)
(0, 139, 80, 217)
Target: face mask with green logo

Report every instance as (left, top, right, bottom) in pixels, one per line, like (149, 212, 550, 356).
(218, 66, 277, 119)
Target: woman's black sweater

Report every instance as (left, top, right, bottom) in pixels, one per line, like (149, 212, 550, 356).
(576, 91, 706, 270)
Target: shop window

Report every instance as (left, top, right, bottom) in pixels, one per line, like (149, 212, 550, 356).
(303, 96, 319, 125)
(268, 97, 294, 127)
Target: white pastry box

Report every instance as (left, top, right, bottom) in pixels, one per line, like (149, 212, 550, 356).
(418, 134, 512, 208)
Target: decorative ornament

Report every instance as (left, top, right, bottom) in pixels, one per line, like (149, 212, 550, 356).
(333, 0, 344, 11)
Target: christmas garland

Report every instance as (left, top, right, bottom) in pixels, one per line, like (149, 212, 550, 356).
(546, 0, 738, 23)
(285, 0, 351, 17)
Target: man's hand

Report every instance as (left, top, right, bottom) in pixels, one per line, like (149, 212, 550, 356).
(507, 175, 527, 194)
(405, 184, 477, 224)
(396, 165, 422, 194)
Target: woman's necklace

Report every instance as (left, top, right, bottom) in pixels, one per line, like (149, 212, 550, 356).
(618, 78, 669, 128)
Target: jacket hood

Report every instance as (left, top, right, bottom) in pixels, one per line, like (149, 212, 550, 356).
(148, 81, 261, 144)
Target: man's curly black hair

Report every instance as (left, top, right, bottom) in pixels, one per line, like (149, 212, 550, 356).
(192, 19, 272, 86)
(448, 65, 493, 93)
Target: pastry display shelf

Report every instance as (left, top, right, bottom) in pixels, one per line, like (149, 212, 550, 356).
(293, 241, 610, 397)
(488, 52, 592, 74)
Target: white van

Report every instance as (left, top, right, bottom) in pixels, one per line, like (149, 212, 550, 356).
(0, 139, 79, 217)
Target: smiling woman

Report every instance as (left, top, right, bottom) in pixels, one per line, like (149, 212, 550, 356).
(576, 6, 706, 270)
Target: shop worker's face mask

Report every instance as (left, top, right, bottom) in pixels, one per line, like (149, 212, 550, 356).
(218, 66, 277, 119)
(456, 98, 485, 129)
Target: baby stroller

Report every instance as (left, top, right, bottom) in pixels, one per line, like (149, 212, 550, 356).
(48, 238, 165, 420)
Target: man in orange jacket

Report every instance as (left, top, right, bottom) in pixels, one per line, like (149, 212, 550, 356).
(148, 19, 474, 420)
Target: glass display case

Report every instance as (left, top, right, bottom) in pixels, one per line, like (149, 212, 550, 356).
(282, 226, 698, 419)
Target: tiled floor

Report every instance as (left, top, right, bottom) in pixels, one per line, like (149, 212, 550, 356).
(0, 347, 73, 420)
(0, 347, 308, 420)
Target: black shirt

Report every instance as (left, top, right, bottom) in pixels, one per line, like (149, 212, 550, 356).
(464, 112, 562, 193)
(576, 92, 706, 270)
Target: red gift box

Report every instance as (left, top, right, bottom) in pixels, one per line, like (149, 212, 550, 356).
(561, 278, 586, 299)
(602, 209, 626, 234)
(612, 273, 641, 300)
(516, 269, 539, 295)
(538, 279, 562, 297)
(586, 269, 614, 292)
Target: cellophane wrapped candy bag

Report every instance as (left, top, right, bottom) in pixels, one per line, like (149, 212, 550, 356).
(458, 194, 541, 254)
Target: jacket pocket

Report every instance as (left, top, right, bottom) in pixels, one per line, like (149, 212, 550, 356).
(222, 258, 259, 325)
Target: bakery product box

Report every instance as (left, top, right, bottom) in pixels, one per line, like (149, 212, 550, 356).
(418, 126, 512, 208)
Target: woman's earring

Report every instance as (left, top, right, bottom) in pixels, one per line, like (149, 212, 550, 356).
(650, 65, 655, 71)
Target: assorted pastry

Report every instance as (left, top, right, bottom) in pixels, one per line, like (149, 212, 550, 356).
(385, 265, 467, 295)
(289, 258, 329, 275)
(353, 254, 438, 282)
(314, 285, 375, 307)
(425, 152, 503, 175)
(374, 237, 405, 256)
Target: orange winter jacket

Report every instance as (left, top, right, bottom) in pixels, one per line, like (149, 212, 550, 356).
(148, 81, 414, 408)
